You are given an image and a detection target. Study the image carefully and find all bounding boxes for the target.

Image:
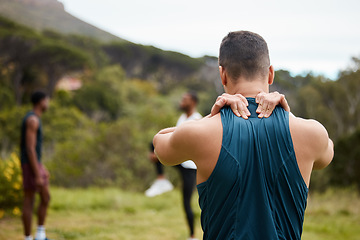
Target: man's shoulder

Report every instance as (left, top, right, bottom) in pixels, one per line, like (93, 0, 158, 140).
(289, 115, 329, 149)
(176, 113, 187, 126)
(290, 115, 326, 134)
(25, 114, 39, 129)
(173, 113, 222, 162)
(177, 113, 221, 138)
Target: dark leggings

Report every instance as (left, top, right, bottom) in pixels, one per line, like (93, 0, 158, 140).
(155, 160, 164, 175)
(176, 165, 197, 236)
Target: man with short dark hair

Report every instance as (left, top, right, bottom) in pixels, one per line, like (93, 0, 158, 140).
(153, 31, 333, 239)
(20, 91, 51, 240)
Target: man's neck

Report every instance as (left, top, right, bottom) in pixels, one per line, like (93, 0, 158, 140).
(33, 107, 42, 117)
(226, 80, 269, 98)
(185, 108, 196, 118)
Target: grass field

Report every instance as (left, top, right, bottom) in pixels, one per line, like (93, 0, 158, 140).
(1, 187, 359, 240)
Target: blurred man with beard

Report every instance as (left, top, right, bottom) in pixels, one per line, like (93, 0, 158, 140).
(146, 92, 201, 240)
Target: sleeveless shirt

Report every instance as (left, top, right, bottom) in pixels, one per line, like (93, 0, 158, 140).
(197, 98, 308, 240)
(20, 111, 42, 165)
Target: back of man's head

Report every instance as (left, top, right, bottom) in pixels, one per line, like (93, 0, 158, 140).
(187, 91, 199, 105)
(31, 91, 47, 106)
(219, 31, 270, 81)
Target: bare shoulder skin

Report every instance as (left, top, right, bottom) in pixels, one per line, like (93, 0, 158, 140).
(289, 115, 334, 187)
(154, 114, 223, 184)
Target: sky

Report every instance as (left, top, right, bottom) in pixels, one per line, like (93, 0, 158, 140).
(59, 0, 360, 79)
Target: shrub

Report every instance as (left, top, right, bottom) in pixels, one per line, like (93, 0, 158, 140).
(0, 153, 23, 218)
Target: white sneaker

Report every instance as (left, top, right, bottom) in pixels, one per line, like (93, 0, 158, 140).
(145, 179, 174, 197)
(187, 238, 198, 240)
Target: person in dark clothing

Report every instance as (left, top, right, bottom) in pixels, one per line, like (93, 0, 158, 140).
(20, 91, 50, 240)
(146, 92, 202, 240)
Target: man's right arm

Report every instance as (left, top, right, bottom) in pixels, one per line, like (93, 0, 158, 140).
(25, 116, 43, 186)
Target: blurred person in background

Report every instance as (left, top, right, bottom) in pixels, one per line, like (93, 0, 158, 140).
(20, 91, 51, 240)
(145, 92, 202, 240)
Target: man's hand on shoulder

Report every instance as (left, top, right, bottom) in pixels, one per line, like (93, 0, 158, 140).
(210, 91, 290, 118)
(256, 91, 290, 118)
(211, 93, 250, 119)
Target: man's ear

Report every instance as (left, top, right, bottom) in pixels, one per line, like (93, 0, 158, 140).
(268, 65, 275, 85)
(219, 66, 227, 86)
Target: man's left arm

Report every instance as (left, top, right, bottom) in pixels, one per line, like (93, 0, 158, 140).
(153, 123, 199, 166)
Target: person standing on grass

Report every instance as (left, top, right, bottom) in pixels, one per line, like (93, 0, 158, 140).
(20, 91, 51, 240)
(146, 92, 202, 240)
(174, 91, 202, 240)
(153, 31, 334, 239)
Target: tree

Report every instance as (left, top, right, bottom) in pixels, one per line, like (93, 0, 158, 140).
(0, 28, 41, 104)
(31, 40, 92, 96)
(73, 66, 126, 121)
(330, 128, 360, 190)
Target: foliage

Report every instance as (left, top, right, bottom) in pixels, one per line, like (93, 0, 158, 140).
(73, 66, 126, 120)
(45, 74, 178, 189)
(330, 128, 360, 189)
(102, 41, 205, 93)
(0, 153, 23, 216)
(0, 105, 29, 154)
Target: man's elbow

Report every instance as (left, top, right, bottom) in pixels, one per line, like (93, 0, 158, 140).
(152, 134, 159, 154)
(314, 139, 334, 170)
(153, 149, 169, 166)
(153, 134, 169, 166)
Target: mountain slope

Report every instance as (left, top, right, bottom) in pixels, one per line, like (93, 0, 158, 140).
(0, 0, 122, 42)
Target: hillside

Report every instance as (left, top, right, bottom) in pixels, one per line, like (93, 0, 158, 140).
(0, 0, 122, 42)
(0, 0, 221, 98)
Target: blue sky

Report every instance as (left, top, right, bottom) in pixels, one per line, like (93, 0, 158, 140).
(59, 0, 360, 79)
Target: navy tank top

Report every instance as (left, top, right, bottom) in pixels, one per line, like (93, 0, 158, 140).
(20, 111, 42, 165)
(197, 98, 308, 240)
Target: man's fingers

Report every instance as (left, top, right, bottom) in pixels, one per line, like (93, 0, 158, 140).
(211, 93, 253, 118)
(280, 95, 290, 112)
(256, 91, 265, 103)
(264, 102, 275, 118)
(240, 109, 248, 119)
(258, 99, 270, 118)
(230, 102, 241, 117)
(235, 93, 249, 106)
(256, 100, 262, 113)
(210, 98, 226, 116)
(236, 101, 248, 119)
(255, 91, 289, 118)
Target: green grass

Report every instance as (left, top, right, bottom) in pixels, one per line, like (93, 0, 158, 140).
(1, 187, 359, 240)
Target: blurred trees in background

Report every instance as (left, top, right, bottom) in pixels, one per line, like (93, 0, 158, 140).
(0, 16, 360, 192)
